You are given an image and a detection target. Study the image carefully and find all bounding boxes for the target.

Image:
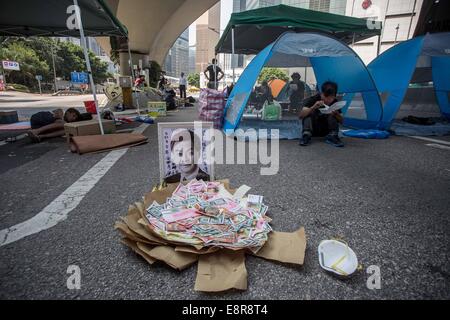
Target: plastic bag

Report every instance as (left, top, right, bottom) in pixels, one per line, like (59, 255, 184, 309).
(198, 88, 226, 129)
(261, 100, 282, 121)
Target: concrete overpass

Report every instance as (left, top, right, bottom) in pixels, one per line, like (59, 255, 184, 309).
(97, 0, 220, 75)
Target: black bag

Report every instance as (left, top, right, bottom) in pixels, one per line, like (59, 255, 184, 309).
(403, 116, 436, 126)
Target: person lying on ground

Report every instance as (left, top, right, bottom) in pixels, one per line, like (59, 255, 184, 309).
(63, 108, 93, 123)
(298, 81, 344, 147)
(27, 108, 92, 143)
(27, 109, 64, 143)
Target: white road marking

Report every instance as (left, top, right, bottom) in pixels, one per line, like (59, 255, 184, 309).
(0, 124, 149, 247)
(410, 136, 450, 146)
(425, 143, 450, 151)
(131, 123, 149, 134)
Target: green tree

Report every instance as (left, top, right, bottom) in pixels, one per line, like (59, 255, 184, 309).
(55, 40, 111, 83)
(0, 37, 111, 87)
(258, 67, 289, 83)
(147, 60, 162, 88)
(0, 42, 49, 89)
(187, 73, 200, 87)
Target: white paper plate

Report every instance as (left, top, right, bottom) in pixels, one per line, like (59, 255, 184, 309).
(318, 240, 358, 277)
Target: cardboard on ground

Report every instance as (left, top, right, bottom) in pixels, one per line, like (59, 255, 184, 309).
(64, 119, 115, 143)
(148, 101, 167, 117)
(115, 180, 307, 292)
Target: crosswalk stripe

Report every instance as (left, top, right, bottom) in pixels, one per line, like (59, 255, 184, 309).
(0, 123, 149, 247)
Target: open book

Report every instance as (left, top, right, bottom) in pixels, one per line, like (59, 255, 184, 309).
(319, 101, 347, 114)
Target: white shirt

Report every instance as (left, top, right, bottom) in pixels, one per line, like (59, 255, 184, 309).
(179, 76, 187, 86)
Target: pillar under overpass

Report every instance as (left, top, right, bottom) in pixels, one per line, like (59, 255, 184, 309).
(98, 0, 220, 73)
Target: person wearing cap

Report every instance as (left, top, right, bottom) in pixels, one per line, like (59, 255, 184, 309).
(289, 72, 305, 111)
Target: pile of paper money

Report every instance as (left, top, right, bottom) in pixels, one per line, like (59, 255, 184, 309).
(145, 180, 272, 250)
(114, 179, 307, 292)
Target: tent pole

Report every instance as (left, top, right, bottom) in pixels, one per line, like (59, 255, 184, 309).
(73, 0, 104, 135)
(213, 55, 217, 90)
(127, 38, 140, 115)
(407, 0, 418, 39)
(51, 41, 57, 93)
(231, 26, 236, 85)
(304, 67, 308, 85)
(376, 34, 381, 57)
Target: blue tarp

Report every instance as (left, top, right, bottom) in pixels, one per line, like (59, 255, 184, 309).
(237, 118, 301, 140)
(342, 129, 390, 139)
(390, 119, 450, 136)
(223, 32, 383, 136)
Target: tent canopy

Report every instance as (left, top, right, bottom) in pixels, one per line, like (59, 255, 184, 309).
(362, 32, 450, 129)
(216, 4, 382, 55)
(0, 0, 128, 37)
(222, 32, 383, 134)
(268, 79, 286, 99)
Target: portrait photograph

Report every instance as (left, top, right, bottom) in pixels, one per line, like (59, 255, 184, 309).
(158, 122, 214, 184)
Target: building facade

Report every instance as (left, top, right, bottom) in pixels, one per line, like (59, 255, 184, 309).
(200, 0, 423, 87)
(233, 0, 247, 12)
(247, 0, 281, 10)
(189, 47, 196, 75)
(195, 2, 221, 73)
(282, 0, 347, 15)
(346, 0, 424, 64)
(239, 0, 423, 67)
(164, 28, 190, 77)
(227, 0, 248, 69)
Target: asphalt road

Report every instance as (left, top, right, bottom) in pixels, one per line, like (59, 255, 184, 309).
(0, 91, 106, 119)
(0, 107, 449, 300)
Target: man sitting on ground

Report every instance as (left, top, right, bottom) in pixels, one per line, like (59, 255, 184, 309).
(298, 81, 344, 147)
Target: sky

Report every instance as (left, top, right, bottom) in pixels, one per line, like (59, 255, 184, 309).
(188, 0, 233, 46)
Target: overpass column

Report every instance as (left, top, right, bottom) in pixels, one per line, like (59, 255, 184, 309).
(119, 51, 150, 77)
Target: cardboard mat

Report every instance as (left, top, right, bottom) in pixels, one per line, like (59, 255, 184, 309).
(115, 181, 307, 292)
(70, 133, 147, 154)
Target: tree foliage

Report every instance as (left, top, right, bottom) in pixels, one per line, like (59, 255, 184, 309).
(0, 41, 49, 89)
(147, 60, 162, 88)
(257, 67, 289, 83)
(187, 73, 200, 87)
(0, 37, 111, 90)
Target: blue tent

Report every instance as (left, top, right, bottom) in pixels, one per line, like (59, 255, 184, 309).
(223, 32, 383, 136)
(346, 32, 450, 130)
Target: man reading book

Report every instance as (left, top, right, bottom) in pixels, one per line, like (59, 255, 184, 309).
(298, 81, 344, 147)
